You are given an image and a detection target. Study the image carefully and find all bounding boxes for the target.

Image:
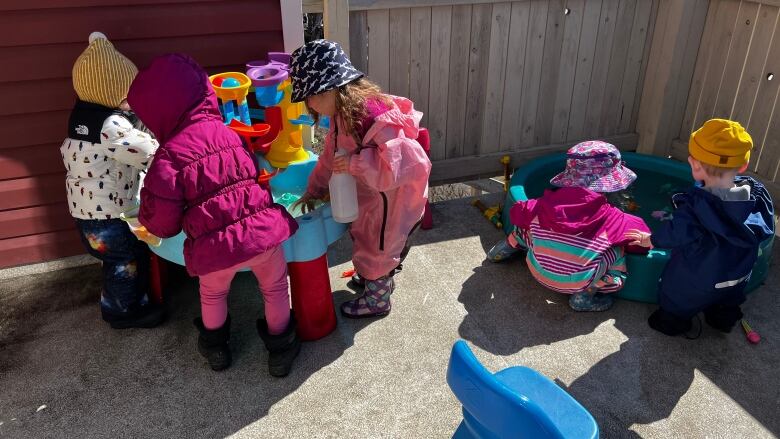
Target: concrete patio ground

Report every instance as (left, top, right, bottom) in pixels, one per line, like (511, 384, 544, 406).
(1, 193, 778, 439)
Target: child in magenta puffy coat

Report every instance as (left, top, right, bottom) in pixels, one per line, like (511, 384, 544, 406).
(290, 40, 432, 318)
(127, 54, 299, 376)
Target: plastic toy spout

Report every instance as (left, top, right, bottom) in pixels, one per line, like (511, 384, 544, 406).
(741, 319, 761, 344)
(472, 199, 503, 229)
(500, 155, 511, 193)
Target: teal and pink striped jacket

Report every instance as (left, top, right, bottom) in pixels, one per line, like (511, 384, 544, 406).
(510, 187, 650, 294)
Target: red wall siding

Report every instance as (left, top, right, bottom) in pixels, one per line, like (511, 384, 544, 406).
(0, 0, 285, 268)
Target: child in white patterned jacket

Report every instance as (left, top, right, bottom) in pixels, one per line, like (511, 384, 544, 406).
(61, 32, 163, 329)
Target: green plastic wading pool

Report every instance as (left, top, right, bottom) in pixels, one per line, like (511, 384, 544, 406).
(500, 152, 774, 303)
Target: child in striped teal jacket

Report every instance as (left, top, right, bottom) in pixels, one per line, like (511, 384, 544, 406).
(488, 141, 650, 311)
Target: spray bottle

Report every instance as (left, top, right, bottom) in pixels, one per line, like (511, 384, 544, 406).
(329, 149, 359, 223)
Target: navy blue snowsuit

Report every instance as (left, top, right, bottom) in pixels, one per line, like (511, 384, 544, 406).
(652, 176, 774, 323)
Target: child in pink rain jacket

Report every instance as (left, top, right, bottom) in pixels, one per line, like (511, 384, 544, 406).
(488, 141, 651, 312)
(290, 40, 432, 318)
(127, 54, 299, 376)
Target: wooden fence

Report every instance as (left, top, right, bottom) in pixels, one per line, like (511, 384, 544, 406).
(669, 0, 780, 184)
(308, 0, 657, 183)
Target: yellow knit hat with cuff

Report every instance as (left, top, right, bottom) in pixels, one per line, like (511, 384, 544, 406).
(72, 32, 138, 108)
(689, 119, 752, 168)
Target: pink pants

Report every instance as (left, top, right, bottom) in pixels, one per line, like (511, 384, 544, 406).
(198, 245, 290, 335)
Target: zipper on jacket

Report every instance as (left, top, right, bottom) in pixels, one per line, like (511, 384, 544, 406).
(379, 192, 388, 251)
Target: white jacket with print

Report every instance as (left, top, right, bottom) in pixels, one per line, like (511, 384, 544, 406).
(61, 114, 158, 220)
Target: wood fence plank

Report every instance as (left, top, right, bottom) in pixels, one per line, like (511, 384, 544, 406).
(747, 10, 780, 173)
(600, 0, 637, 136)
(428, 5, 452, 160)
(324, 0, 351, 52)
(463, 3, 493, 157)
(713, 1, 760, 118)
(692, 0, 742, 131)
(519, 0, 550, 147)
(755, 94, 780, 179)
(410, 7, 433, 123)
(534, 0, 566, 145)
(430, 133, 638, 184)
(636, 0, 709, 155)
(582, 0, 619, 138)
(480, 2, 512, 153)
(665, 0, 711, 152)
(499, 0, 532, 149)
(550, 0, 585, 144)
(349, 10, 369, 73)
(678, 0, 721, 139)
(629, 0, 659, 133)
(566, 0, 602, 141)
(367, 9, 391, 91)
(731, 5, 779, 123)
(446, 4, 472, 158)
(619, 0, 654, 134)
(389, 8, 412, 97)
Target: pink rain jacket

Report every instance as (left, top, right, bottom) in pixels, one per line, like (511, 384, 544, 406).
(128, 54, 297, 276)
(307, 96, 432, 280)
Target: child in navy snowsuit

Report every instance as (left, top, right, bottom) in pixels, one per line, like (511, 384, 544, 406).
(627, 119, 774, 336)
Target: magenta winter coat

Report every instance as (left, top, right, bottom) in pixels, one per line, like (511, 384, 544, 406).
(307, 95, 432, 280)
(127, 54, 297, 276)
(510, 187, 651, 252)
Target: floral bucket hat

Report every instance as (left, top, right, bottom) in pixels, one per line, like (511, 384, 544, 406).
(550, 141, 636, 193)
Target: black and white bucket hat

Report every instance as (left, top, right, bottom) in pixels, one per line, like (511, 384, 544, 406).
(289, 39, 364, 103)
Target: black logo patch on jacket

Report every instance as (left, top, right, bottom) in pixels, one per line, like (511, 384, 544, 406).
(68, 100, 122, 144)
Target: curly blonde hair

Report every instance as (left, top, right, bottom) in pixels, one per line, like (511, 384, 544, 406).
(306, 78, 391, 141)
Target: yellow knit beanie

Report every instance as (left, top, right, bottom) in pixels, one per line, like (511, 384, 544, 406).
(72, 32, 138, 108)
(689, 119, 752, 168)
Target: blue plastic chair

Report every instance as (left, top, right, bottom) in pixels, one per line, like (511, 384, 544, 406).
(446, 340, 599, 439)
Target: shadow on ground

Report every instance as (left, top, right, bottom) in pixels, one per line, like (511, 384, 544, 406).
(455, 229, 780, 438)
(0, 254, 376, 438)
(1, 192, 777, 438)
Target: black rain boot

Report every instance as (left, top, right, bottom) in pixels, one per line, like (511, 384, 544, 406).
(648, 308, 691, 337)
(103, 302, 167, 329)
(704, 304, 743, 333)
(193, 315, 231, 371)
(257, 312, 301, 377)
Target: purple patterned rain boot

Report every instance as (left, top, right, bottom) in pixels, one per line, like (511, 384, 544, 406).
(340, 275, 394, 318)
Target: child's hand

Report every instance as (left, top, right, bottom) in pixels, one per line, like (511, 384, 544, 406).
(332, 154, 351, 174)
(625, 229, 653, 248)
(292, 192, 317, 214)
